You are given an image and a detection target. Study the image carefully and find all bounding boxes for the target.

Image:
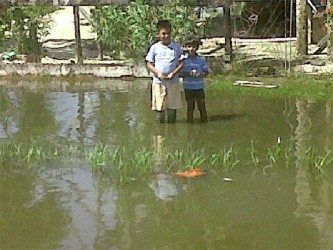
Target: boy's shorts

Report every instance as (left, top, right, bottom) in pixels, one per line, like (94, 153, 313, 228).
(184, 89, 205, 101)
(151, 82, 182, 111)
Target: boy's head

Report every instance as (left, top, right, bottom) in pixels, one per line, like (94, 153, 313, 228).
(184, 37, 201, 55)
(157, 20, 172, 45)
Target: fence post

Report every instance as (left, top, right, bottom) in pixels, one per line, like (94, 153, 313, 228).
(224, 0, 233, 62)
(73, 5, 83, 64)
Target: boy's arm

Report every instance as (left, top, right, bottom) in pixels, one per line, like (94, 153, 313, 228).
(166, 60, 184, 79)
(146, 61, 164, 79)
(199, 57, 210, 77)
(146, 44, 165, 79)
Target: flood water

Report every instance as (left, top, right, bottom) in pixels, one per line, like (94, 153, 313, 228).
(0, 79, 332, 250)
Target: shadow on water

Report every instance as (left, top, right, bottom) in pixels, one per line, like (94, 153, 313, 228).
(208, 113, 244, 122)
(177, 113, 244, 124)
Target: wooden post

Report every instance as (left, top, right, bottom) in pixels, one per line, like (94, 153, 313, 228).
(328, 0, 333, 61)
(296, 0, 308, 56)
(224, 0, 233, 62)
(73, 6, 83, 64)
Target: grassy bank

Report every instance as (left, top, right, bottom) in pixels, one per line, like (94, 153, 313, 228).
(208, 74, 333, 99)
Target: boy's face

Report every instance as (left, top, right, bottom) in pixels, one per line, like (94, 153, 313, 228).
(158, 27, 172, 45)
(185, 43, 199, 56)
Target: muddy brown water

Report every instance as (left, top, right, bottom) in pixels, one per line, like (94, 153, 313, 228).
(0, 79, 332, 249)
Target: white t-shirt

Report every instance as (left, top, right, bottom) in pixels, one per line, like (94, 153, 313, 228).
(146, 41, 184, 85)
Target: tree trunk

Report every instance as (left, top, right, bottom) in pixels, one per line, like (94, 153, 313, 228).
(327, 0, 333, 61)
(296, 0, 308, 56)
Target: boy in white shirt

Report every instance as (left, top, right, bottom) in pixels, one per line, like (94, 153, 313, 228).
(145, 20, 184, 123)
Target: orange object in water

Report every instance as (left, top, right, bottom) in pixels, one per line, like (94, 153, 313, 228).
(176, 168, 206, 178)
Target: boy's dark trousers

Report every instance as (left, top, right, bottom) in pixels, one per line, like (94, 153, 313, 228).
(185, 89, 207, 123)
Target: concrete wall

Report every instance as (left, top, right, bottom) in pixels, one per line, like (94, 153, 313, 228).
(0, 62, 151, 78)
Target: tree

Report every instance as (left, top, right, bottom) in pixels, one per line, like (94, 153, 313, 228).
(296, 0, 308, 56)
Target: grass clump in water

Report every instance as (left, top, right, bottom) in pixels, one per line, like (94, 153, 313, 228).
(0, 140, 59, 166)
(1, 139, 332, 180)
(169, 147, 206, 170)
(306, 148, 333, 175)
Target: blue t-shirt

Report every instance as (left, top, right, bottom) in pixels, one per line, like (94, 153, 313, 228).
(182, 54, 209, 90)
(145, 41, 184, 85)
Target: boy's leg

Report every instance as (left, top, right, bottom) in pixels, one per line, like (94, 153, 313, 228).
(151, 81, 167, 123)
(186, 99, 195, 123)
(165, 84, 182, 123)
(197, 90, 207, 123)
(185, 89, 195, 123)
(167, 109, 176, 123)
(157, 110, 165, 123)
(197, 99, 207, 123)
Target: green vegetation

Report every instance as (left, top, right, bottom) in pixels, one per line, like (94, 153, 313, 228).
(91, 1, 199, 59)
(1, 139, 332, 182)
(208, 74, 333, 99)
(0, 6, 56, 55)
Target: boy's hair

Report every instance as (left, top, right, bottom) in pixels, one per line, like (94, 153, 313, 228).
(184, 36, 201, 48)
(157, 19, 172, 31)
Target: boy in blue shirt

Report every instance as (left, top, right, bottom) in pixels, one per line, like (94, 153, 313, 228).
(181, 37, 210, 123)
(145, 20, 184, 123)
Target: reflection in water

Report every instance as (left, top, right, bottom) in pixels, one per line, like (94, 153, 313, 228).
(1, 81, 333, 249)
(26, 164, 118, 249)
(325, 99, 333, 150)
(294, 98, 312, 216)
(48, 92, 81, 140)
(0, 92, 20, 138)
(48, 91, 99, 144)
(149, 172, 180, 202)
(150, 128, 182, 202)
(294, 98, 333, 250)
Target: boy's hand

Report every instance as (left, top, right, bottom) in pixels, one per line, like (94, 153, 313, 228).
(157, 71, 165, 79)
(190, 69, 201, 77)
(166, 72, 175, 79)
